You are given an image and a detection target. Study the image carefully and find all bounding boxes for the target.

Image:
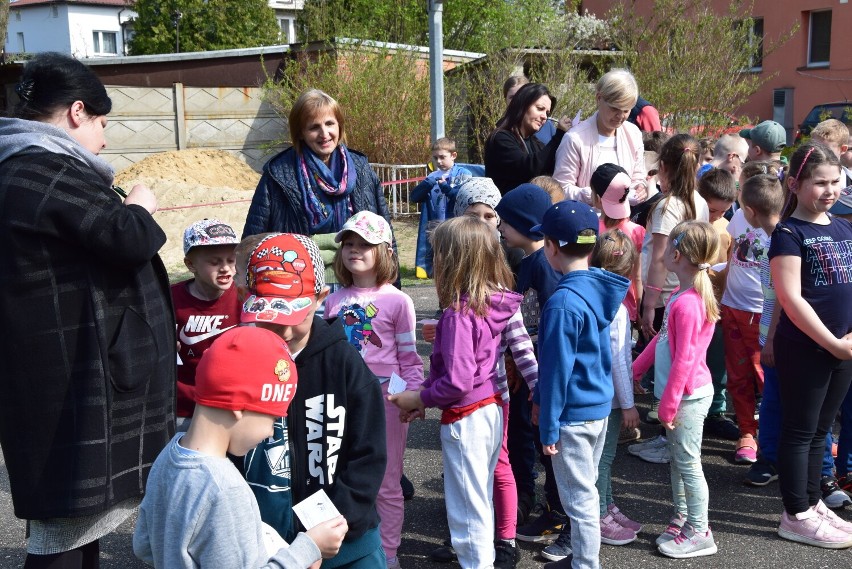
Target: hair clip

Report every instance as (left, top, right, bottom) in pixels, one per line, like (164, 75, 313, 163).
(671, 233, 684, 248)
(793, 147, 816, 181)
(15, 79, 35, 102)
(605, 235, 616, 242)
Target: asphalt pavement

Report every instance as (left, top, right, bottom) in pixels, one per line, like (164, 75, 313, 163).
(1, 284, 850, 568)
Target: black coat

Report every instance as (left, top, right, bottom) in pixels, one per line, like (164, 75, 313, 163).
(484, 128, 566, 194)
(0, 151, 175, 519)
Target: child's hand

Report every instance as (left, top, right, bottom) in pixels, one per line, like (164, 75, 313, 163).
(305, 515, 348, 559)
(420, 320, 438, 343)
(388, 391, 426, 422)
(760, 341, 775, 368)
(542, 443, 559, 456)
(640, 305, 658, 338)
(632, 377, 647, 394)
(661, 418, 675, 431)
(622, 406, 641, 430)
(124, 183, 158, 214)
(832, 334, 852, 360)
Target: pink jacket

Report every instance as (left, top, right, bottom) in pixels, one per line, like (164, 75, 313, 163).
(553, 112, 646, 205)
(632, 288, 714, 424)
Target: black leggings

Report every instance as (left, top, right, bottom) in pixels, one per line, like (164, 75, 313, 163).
(24, 540, 99, 569)
(775, 335, 852, 515)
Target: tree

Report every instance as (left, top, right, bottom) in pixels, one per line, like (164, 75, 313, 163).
(0, 0, 8, 59)
(128, 0, 280, 55)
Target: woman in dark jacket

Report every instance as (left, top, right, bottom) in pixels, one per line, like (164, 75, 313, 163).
(0, 53, 175, 568)
(484, 83, 572, 194)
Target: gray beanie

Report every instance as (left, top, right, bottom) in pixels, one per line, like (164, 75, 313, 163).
(453, 177, 502, 218)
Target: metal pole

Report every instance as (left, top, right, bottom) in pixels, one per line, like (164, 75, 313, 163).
(428, 0, 445, 141)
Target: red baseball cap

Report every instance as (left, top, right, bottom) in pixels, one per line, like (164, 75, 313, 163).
(241, 233, 326, 326)
(195, 326, 298, 418)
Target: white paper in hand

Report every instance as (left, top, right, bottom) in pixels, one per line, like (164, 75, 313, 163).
(572, 109, 583, 128)
(261, 522, 288, 558)
(292, 489, 340, 530)
(388, 372, 407, 395)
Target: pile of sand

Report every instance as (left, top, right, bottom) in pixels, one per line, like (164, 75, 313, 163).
(115, 149, 261, 276)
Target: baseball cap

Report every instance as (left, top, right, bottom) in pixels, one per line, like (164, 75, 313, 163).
(590, 163, 631, 220)
(740, 120, 787, 153)
(194, 326, 298, 418)
(241, 233, 326, 326)
(831, 186, 852, 216)
(335, 211, 393, 245)
(530, 200, 599, 246)
(494, 183, 552, 240)
(183, 219, 239, 255)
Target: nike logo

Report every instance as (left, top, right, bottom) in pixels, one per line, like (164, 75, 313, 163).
(179, 325, 236, 345)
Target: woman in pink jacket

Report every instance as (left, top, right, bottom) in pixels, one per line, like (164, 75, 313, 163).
(553, 69, 648, 206)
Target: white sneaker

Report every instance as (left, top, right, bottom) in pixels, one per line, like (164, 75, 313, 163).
(637, 441, 671, 464)
(628, 435, 667, 457)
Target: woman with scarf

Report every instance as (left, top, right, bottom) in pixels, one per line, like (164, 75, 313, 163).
(0, 53, 175, 568)
(243, 89, 395, 291)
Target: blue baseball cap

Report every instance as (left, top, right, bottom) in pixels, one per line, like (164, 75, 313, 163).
(530, 200, 599, 246)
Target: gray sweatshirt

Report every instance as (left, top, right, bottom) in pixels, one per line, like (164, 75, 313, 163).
(133, 435, 321, 568)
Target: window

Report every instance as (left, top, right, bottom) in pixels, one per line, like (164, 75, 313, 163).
(15, 11, 21, 21)
(92, 31, 118, 55)
(17, 32, 25, 53)
(749, 17, 763, 70)
(51, 5, 58, 17)
(808, 10, 831, 67)
(279, 17, 295, 43)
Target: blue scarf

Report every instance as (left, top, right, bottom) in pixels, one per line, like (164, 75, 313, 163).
(296, 144, 357, 234)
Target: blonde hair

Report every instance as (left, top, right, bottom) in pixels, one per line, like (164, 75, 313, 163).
(591, 229, 636, 279)
(811, 119, 850, 148)
(288, 89, 346, 154)
(332, 231, 398, 287)
(669, 221, 720, 322)
(530, 175, 565, 203)
(596, 68, 639, 110)
(432, 137, 457, 153)
(430, 216, 514, 317)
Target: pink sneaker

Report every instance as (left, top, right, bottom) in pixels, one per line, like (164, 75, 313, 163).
(735, 435, 758, 464)
(655, 513, 686, 546)
(778, 508, 852, 549)
(814, 500, 852, 533)
(607, 503, 642, 533)
(600, 513, 637, 545)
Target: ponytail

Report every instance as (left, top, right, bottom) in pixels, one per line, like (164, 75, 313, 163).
(669, 220, 720, 323)
(657, 134, 699, 224)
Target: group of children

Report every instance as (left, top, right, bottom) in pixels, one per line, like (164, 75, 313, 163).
(129, 113, 852, 569)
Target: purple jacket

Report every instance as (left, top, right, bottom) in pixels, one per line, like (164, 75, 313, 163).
(420, 291, 523, 410)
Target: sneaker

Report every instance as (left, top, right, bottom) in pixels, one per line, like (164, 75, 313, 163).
(744, 458, 779, 487)
(704, 414, 739, 441)
(541, 530, 572, 561)
(735, 435, 758, 464)
(645, 398, 660, 424)
(517, 507, 567, 543)
(658, 522, 718, 558)
(386, 556, 401, 569)
(600, 513, 637, 545)
(628, 435, 666, 457)
(494, 540, 520, 569)
(814, 500, 852, 533)
(607, 503, 642, 533)
(429, 538, 456, 562)
(618, 426, 641, 444)
(637, 443, 671, 464)
(400, 474, 414, 501)
(821, 476, 852, 509)
(656, 513, 687, 546)
(543, 558, 573, 569)
(778, 508, 852, 549)
(517, 492, 535, 526)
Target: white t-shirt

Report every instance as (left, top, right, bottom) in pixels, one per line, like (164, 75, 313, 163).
(721, 209, 768, 313)
(596, 134, 618, 171)
(641, 191, 710, 307)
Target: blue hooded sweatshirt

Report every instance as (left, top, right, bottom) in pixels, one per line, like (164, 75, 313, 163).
(535, 267, 630, 446)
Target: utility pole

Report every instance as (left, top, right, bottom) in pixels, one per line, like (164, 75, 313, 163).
(172, 10, 183, 53)
(428, 0, 445, 141)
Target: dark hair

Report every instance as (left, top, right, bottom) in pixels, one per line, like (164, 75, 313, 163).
(656, 133, 700, 223)
(697, 168, 737, 203)
(14, 52, 111, 121)
(740, 174, 784, 217)
(642, 130, 670, 153)
(781, 142, 841, 220)
(495, 83, 556, 140)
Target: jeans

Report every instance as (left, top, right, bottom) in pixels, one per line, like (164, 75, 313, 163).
(442, 403, 502, 569)
(667, 395, 712, 533)
(775, 335, 852, 515)
(596, 408, 622, 516)
(552, 418, 607, 569)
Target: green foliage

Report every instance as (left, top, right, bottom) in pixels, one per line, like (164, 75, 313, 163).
(128, 0, 280, 55)
(0, 1, 8, 56)
(263, 43, 433, 164)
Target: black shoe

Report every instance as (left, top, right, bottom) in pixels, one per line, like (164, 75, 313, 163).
(517, 492, 535, 526)
(543, 556, 574, 569)
(517, 507, 567, 543)
(821, 475, 852, 509)
(744, 458, 778, 487)
(704, 414, 739, 441)
(400, 474, 414, 501)
(429, 538, 456, 563)
(494, 540, 521, 569)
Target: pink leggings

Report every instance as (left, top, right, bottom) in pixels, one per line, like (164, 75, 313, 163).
(377, 381, 409, 559)
(493, 402, 517, 540)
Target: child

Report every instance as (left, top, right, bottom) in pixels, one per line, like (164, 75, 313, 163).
(741, 120, 786, 163)
(390, 216, 521, 569)
(590, 229, 642, 546)
(770, 142, 852, 548)
(534, 201, 630, 568)
(133, 325, 349, 568)
(410, 137, 472, 278)
(698, 138, 716, 165)
(172, 219, 241, 429)
(810, 119, 852, 186)
(324, 211, 423, 569)
(239, 233, 388, 567)
(633, 220, 721, 558)
(590, 163, 645, 324)
(696, 168, 739, 441)
(495, 184, 566, 545)
(530, 175, 566, 203)
(697, 134, 748, 181)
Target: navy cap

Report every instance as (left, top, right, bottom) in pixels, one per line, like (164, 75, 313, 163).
(831, 186, 852, 216)
(530, 200, 599, 246)
(494, 183, 552, 240)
